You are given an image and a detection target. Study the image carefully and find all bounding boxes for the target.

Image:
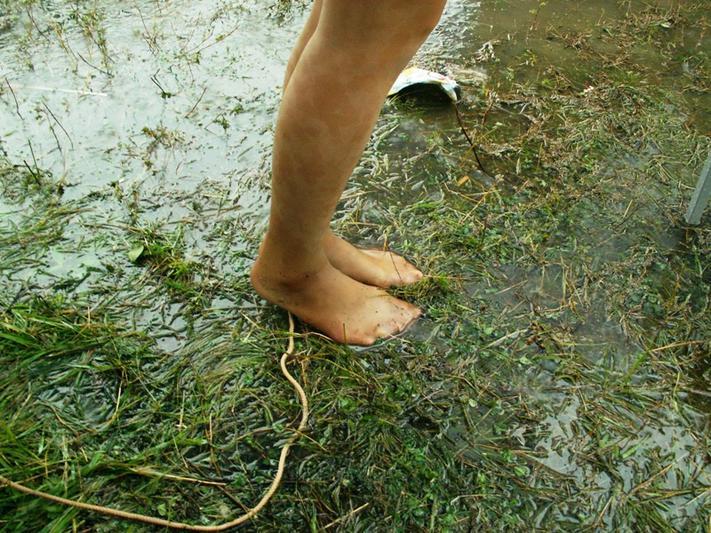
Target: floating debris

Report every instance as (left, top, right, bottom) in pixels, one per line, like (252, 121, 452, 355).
(388, 67, 461, 103)
(474, 40, 497, 62)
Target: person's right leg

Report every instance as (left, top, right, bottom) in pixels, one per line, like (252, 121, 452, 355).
(252, 0, 446, 345)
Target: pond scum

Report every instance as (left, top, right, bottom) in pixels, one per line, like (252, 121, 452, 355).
(0, 0, 709, 531)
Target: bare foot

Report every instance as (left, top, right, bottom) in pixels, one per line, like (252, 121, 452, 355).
(324, 232, 423, 288)
(251, 256, 421, 346)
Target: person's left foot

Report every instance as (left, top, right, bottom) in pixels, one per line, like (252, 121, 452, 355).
(324, 232, 423, 288)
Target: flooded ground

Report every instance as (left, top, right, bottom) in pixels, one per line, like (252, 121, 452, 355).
(1, 0, 709, 531)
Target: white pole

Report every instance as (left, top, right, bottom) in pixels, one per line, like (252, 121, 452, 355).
(686, 152, 711, 225)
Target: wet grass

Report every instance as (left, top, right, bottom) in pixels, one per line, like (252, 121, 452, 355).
(1, 0, 710, 531)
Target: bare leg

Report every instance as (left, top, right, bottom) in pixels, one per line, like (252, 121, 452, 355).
(283, 0, 426, 289)
(252, 0, 446, 345)
(282, 0, 322, 92)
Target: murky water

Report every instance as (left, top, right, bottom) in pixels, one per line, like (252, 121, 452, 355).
(1, 0, 291, 213)
(1, 0, 708, 529)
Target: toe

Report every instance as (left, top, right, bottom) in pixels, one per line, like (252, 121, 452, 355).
(360, 335, 376, 346)
(335, 326, 376, 346)
(379, 317, 411, 338)
(391, 256, 423, 286)
(360, 249, 423, 287)
(397, 304, 422, 332)
(404, 264, 424, 283)
(405, 304, 423, 323)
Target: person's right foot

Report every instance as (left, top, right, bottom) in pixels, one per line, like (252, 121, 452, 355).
(324, 232, 423, 288)
(251, 258, 421, 346)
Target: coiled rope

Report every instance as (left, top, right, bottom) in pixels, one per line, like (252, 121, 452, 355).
(0, 313, 308, 531)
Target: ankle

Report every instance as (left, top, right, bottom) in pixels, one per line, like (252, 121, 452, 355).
(253, 234, 329, 286)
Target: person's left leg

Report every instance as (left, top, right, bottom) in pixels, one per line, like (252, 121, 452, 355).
(283, 0, 323, 92)
(282, 0, 425, 289)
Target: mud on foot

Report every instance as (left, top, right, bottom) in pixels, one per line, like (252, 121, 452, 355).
(251, 258, 421, 346)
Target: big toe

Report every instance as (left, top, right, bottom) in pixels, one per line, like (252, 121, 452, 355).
(379, 303, 421, 338)
(364, 250, 424, 286)
(394, 257, 424, 285)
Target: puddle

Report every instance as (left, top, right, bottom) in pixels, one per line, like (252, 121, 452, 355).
(1, 0, 287, 205)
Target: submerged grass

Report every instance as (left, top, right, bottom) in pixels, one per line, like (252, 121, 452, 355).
(0, 0, 709, 531)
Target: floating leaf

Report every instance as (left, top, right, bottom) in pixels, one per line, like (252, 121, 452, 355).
(128, 245, 145, 263)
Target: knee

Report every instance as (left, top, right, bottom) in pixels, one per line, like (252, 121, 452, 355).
(408, 0, 447, 40)
(386, 0, 446, 45)
(325, 0, 446, 48)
